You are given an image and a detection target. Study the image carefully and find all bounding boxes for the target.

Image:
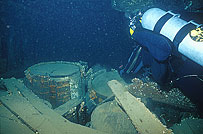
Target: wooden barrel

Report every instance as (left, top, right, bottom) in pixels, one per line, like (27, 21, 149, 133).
(87, 69, 125, 104)
(91, 100, 137, 134)
(24, 61, 86, 108)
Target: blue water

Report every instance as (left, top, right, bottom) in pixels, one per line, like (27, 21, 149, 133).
(4, 0, 133, 69)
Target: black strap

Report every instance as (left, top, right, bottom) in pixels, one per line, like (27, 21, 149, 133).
(153, 13, 173, 33)
(173, 23, 196, 48)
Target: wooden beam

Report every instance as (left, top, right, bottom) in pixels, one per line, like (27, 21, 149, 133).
(108, 80, 173, 134)
(54, 98, 82, 116)
(0, 78, 107, 134)
(0, 104, 35, 134)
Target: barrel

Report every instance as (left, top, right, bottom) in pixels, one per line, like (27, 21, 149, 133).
(87, 69, 125, 104)
(91, 100, 137, 134)
(24, 61, 86, 108)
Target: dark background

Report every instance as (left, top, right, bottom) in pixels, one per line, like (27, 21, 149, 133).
(0, 0, 133, 78)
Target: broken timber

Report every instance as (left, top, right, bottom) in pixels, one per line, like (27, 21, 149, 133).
(0, 78, 107, 134)
(54, 98, 82, 116)
(108, 80, 173, 134)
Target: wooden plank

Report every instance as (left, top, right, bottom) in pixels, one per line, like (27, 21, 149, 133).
(172, 118, 203, 134)
(54, 98, 82, 115)
(0, 92, 64, 134)
(0, 104, 35, 134)
(1, 78, 107, 134)
(108, 80, 173, 134)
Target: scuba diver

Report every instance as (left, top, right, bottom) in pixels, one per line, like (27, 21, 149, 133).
(120, 9, 203, 83)
(120, 11, 175, 84)
(120, 8, 203, 111)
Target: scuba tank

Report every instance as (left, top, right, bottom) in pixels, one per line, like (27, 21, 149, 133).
(141, 8, 203, 66)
